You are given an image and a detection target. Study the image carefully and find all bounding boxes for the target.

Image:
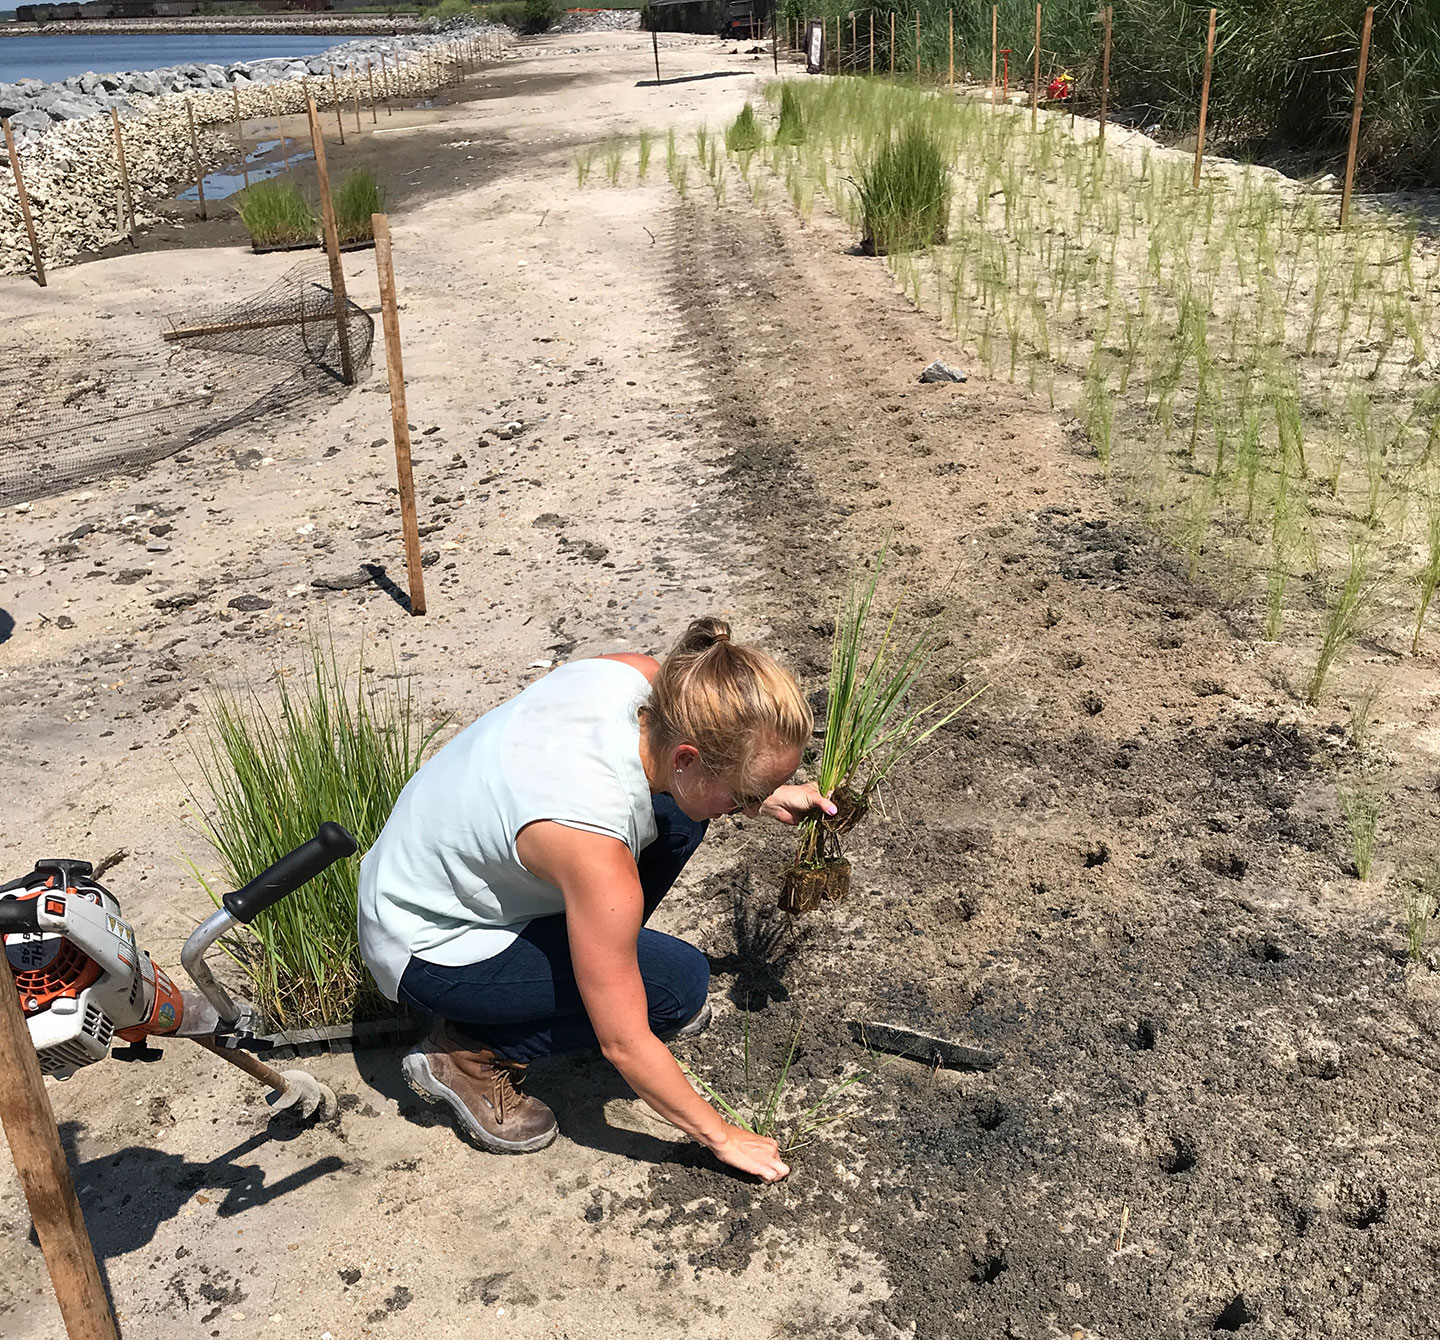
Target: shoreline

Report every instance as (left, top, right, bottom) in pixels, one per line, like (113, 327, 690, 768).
(2, 17, 429, 38)
(0, 24, 507, 276)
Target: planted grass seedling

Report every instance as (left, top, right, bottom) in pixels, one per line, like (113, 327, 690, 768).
(332, 166, 384, 246)
(575, 146, 594, 187)
(726, 102, 764, 153)
(1404, 866, 1438, 964)
(637, 127, 653, 179)
(774, 83, 806, 146)
(856, 122, 950, 256)
(236, 177, 315, 250)
(1339, 781, 1380, 880)
(189, 638, 445, 1028)
(602, 138, 624, 186)
(683, 1013, 879, 1152)
(781, 540, 984, 915)
(1307, 540, 1379, 705)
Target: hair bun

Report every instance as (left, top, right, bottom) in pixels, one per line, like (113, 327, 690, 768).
(677, 616, 733, 654)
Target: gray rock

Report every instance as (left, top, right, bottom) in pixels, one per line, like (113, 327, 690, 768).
(918, 359, 967, 384)
(8, 109, 52, 138)
(0, 84, 23, 119)
(128, 72, 160, 96)
(45, 94, 103, 122)
(78, 72, 102, 95)
(203, 64, 227, 86)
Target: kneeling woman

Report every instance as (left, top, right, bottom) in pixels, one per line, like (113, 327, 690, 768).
(358, 619, 832, 1182)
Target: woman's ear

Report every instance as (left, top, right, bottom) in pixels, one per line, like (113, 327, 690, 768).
(672, 743, 702, 773)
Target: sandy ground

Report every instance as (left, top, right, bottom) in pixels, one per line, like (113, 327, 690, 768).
(4, 30, 1440, 1340)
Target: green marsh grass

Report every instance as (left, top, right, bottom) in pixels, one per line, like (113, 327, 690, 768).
(734, 76, 1440, 696)
(856, 122, 950, 255)
(1404, 868, 1437, 964)
(189, 640, 445, 1028)
(602, 138, 624, 186)
(725, 103, 764, 153)
(1339, 782, 1380, 880)
(683, 1014, 877, 1151)
(235, 178, 315, 250)
(332, 167, 384, 246)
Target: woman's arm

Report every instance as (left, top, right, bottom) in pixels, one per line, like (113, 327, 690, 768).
(515, 820, 790, 1182)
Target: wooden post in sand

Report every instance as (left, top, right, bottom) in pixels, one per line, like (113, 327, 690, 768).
(652, 28, 661, 82)
(2, 118, 44, 287)
(869, 13, 874, 74)
(1032, 3, 1041, 131)
(368, 62, 379, 123)
(914, 10, 920, 79)
(106, 108, 137, 246)
(1340, 5, 1374, 231)
(353, 82, 363, 136)
(382, 52, 393, 115)
(1192, 8, 1217, 188)
(371, 212, 428, 617)
(231, 86, 250, 187)
(329, 67, 346, 143)
(1097, 5, 1113, 146)
(889, 13, 895, 75)
(949, 9, 954, 89)
(990, 4, 998, 104)
(184, 96, 207, 220)
(0, 969, 119, 1340)
(305, 95, 354, 386)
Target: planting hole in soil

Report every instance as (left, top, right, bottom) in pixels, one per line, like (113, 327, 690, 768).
(1159, 1136, 1198, 1176)
(1213, 1293, 1259, 1332)
(1133, 1017, 1159, 1051)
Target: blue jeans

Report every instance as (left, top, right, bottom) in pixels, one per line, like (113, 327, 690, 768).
(396, 794, 710, 1063)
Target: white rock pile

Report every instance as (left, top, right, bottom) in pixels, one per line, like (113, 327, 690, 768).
(0, 25, 508, 277)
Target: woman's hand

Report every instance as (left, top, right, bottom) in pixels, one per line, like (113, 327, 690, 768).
(708, 1123, 791, 1182)
(758, 782, 836, 827)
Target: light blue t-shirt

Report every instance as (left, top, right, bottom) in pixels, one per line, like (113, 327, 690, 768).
(357, 659, 658, 999)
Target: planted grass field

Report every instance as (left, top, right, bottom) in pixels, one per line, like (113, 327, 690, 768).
(333, 167, 385, 246)
(630, 78, 1440, 705)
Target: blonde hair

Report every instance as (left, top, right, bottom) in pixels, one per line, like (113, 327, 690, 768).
(643, 617, 812, 795)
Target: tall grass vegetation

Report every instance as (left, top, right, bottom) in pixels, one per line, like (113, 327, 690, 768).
(188, 641, 444, 1028)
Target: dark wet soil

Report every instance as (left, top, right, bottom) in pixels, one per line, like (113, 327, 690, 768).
(635, 193, 1440, 1339)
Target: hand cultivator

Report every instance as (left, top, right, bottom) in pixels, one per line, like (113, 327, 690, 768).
(1, 823, 357, 1117)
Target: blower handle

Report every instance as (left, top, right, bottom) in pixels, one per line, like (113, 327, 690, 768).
(222, 823, 358, 925)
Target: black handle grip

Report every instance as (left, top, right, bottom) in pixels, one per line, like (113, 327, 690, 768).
(222, 823, 358, 925)
(0, 899, 42, 935)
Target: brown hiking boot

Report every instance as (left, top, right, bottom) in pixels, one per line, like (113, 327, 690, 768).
(401, 1023, 557, 1153)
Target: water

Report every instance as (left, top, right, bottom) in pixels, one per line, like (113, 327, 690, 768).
(0, 34, 337, 85)
(176, 139, 315, 202)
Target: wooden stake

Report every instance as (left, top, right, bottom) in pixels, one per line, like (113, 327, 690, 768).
(368, 61, 378, 123)
(1098, 6, 1113, 146)
(1193, 7, 1217, 188)
(949, 9, 954, 89)
(108, 107, 136, 245)
(231, 86, 250, 188)
(0, 972, 119, 1340)
(371, 212, 427, 617)
(774, 12, 780, 74)
(184, 96, 206, 221)
(381, 52, 393, 115)
(305, 95, 354, 386)
(890, 13, 895, 75)
(329, 66, 346, 144)
(1340, 5, 1374, 230)
(353, 83, 363, 136)
(914, 10, 920, 79)
(870, 12, 874, 74)
(652, 28, 661, 82)
(852, 11, 857, 70)
(991, 5, 998, 104)
(1032, 3, 1041, 131)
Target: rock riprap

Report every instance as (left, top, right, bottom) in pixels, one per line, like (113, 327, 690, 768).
(0, 24, 507, 277)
